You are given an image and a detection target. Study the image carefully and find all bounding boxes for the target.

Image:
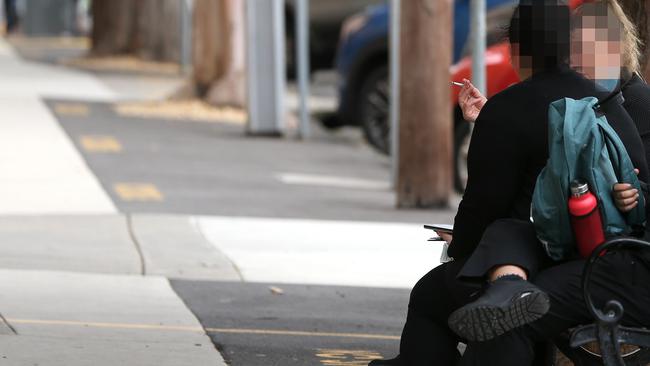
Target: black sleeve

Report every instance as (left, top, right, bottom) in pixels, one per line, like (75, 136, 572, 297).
(448, 97, 527, 259)
(622, 79, 650, 181)
(622, 80, 650, 228)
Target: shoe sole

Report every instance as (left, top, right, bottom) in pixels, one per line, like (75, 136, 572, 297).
(448, 291, 550, 342)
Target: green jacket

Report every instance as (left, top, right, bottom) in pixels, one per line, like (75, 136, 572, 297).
(532, 96, 646, 260)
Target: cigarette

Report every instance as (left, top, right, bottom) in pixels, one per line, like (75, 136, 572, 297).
(450, 81, 464, 87)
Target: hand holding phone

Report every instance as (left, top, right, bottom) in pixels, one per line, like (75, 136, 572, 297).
(424, 224, 454, 263)
(424, 224, 453, 234)
(424, 224, 453, 241)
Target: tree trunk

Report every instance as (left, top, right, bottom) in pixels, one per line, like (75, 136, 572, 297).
(90, 0, 138, 56)
(91, 0, 181, 63)
(91, 0, 246, 106)
(192, 0, 246, 107)
(193, 0, 230, 91)
(134, 0, 182, 62)
(205, 0, 246, 107)
(397, 0, 453, 208)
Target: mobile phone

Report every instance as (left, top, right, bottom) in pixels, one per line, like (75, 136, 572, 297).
(424, 224, 454, 234)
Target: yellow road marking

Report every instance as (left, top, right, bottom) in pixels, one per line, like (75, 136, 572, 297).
(205, 328, 400, 341)
(316, 349, 383, 365)
(4, 318, 400, 341)
(54, 103, 89, 117)
(8, 318, 202, 332)
(114, 100, 247, 124)
(114, 183, 163, 202)
(80, 135, 122, 153)
(9, 36, 90, 49)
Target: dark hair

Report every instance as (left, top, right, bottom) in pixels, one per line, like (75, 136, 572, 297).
(508, 0, 571, 72)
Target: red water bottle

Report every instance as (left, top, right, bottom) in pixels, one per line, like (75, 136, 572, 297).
(568, 180, 606, 258)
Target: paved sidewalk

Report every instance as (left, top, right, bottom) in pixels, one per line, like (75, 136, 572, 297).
(0, 214, 235, 366)
(0, 214, 240, 280)
(0, 38, 229, 365)
(0, 270, 224, 366)
(0, 39, 115, 215)
(196, 216, 443, 288)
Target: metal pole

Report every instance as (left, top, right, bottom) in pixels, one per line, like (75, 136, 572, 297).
(389, 0, 401, 188)
(272, 0, 286, 133)
(470, 0, 486, 94)
(245, 0, 286, 135)
(296, 0, 310, 139)
(180, 0, 193, 74)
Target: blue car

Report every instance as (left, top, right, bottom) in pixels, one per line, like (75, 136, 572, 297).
(333, 0, 516, 157)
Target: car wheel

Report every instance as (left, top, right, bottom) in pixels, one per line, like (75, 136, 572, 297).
(359, 68, 471, 193)
(454, 113, 471, 193)
(360, 66, 390, 155)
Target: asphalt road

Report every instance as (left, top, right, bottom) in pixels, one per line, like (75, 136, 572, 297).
(49, 99, 455, 224)
(170, 280, 408, 366)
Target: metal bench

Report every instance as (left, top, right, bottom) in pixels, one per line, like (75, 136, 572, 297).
(555, 238, 650, 365)
(425, 226, 650, 364)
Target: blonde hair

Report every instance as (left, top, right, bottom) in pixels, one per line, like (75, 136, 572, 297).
(610, 0, 641, 74)
(573, 0, 642, 74)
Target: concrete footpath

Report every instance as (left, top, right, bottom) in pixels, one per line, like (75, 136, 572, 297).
(0, 38, 230, 365)
(0, 215, 236, 365)
(0, 270, 223, 366)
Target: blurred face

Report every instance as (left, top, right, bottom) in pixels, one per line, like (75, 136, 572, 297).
(510, 43, 533, 80)
(570, 6, 622, 90)
(507, 2, 571, 80)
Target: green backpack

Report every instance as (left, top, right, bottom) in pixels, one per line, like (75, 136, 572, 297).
(531, 96, 646, 261)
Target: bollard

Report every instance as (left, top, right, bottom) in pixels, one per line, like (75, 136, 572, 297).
(245, 0, 286, 136)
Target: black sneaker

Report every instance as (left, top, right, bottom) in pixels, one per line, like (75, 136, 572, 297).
(368, 355, 404, 365)
(448, 275, 550, 342)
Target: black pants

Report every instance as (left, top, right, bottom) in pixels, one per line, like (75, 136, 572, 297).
(399, 220, 548, 366)
(399, 258, 480, 365)
(458, 245, 650, 365)
(400, 219, 650, 365)
(458, 219, 553, 282)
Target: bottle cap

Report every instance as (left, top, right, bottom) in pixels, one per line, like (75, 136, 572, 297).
(570, 180, 589, 196)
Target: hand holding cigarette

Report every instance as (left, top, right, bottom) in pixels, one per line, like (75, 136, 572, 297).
(457, 79, 487, 123)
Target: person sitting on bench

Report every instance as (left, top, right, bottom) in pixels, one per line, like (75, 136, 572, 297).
(369, 1, 650, 365)
(446, 1, 650, 365)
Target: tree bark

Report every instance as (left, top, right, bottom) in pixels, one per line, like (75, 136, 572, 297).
(90, 0, 138, 56)
(91, 0, 181, 63)
(192, 0, 230, 91)
(397, 0, 453, 208)
(91, 0, 246, 107)
(205, 0, 246, 107)
(134, 0, 181, 62)
(192, 0, 246, 107)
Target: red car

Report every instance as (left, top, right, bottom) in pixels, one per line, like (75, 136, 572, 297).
(450, 43, 519, 105)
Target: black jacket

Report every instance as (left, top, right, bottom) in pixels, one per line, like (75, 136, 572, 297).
(448, 67, 650, 259)
(622, 73, 650, 169)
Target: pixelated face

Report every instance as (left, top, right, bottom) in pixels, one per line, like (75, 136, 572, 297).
(570, 3, 622, 87)
(507, 2, 571, 79)
(509, 43, 533, 80)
